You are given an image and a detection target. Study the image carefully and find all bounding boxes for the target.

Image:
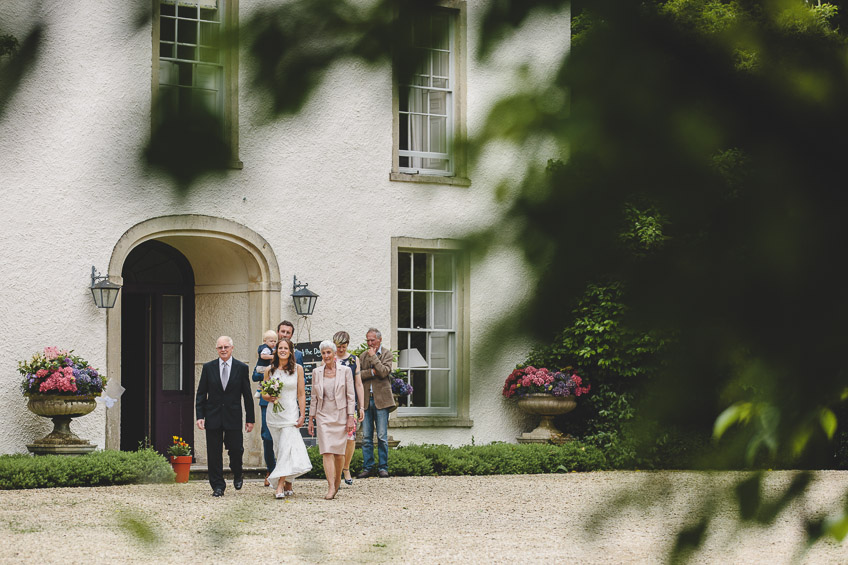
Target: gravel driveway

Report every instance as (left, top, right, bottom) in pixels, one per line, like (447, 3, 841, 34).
(1, 471, 846, 564)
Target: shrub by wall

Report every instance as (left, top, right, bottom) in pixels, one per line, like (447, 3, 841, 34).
(304, 442, 609, 478)
(0, 448, 175, 489)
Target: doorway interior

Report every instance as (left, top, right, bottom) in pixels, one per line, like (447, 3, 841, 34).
(120, 240, 195, 455)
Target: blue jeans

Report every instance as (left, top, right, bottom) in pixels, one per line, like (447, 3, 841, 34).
(260, 405, 276, 473)
(362, 397, 389, 472)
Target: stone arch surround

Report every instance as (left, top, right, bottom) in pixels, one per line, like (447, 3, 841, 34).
(104, 215, 281, 456)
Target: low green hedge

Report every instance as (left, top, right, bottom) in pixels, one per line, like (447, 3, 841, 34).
(0, 448, 175, 489)
(304, 441, 609, 478)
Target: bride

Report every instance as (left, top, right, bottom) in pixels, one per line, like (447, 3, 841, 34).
(263, 338, 312, 498)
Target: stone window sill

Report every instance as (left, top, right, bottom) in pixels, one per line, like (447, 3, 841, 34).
(390, 172, 471, 187)
(389, 416, 473, 428)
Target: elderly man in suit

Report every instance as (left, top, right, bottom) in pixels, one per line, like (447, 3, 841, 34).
(196, 335, 255, 497)
(357, 328, 395, 478)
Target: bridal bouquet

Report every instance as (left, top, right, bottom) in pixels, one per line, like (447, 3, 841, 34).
(260, 378, 284, 413)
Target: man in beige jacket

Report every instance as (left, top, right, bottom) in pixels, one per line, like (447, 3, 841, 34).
(357, 328, 395, 478)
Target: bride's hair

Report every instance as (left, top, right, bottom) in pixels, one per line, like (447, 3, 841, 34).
(272, 338, 297, 374)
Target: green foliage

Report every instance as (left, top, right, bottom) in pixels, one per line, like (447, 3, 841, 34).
(303, 442, 609, 477)
(523, 282, 668, 466)
(0, 448, 175, 489)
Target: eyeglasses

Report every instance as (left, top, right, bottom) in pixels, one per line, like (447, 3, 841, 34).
(216, 346, 232, 350)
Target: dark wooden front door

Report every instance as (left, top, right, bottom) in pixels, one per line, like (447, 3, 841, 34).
(120, 241, 195, 456)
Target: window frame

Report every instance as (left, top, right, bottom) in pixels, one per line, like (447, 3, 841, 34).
(151, 0, 241, 168)
(390, 237, 472, 428)
(391, 1, 470, 187)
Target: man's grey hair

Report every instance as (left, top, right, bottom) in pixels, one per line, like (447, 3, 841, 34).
(319, 340, 337, 353)
(217, 336, 234, 346)
(366, 328, 382, 339)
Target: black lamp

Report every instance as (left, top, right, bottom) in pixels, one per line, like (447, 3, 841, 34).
(90, 266, 121, 309)
(291, 275, 318, 316)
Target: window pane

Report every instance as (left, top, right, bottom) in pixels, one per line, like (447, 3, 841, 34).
(162, 295, 182, 342)
(429, 90, 446, 116)
(158, 85, 178, 115)
(412, 18, 428, 48)
(412, 73, 430, 87)
(200, 7, 219, 22)
(409, 88, 426, 112)
(178, 5, 196, 19)
(159, 60, 178, 85)
(398, 331, 411, 352)
(160, 42, 174, 58)
(422, 157, 450, 171)
(161, 16, 176, 42)
(178, 62, 193, 86)
(412, 253, 427, 289)
(177, 44, 196, 61)
(398, 291, 411, 328)
(429, 116, 447, 153)
(162, 343, 182, 390)
(177, 18, 198, 46)
(195, 64, 219, 90)
(200, 21, 219, 46)
(399, 115, 409, 151)
(432, 293, 452, 329)
(429, 332, 450, 367)
(398, 252, 412, 289)
(193, 88, 218, 114)
(432, 13, 450, 50)
(199, 46, 218, 64)
(409, 114, 426, 153)
(410, 331, 427, 358)
(429, 370, 450, 407)
(410, 369, 426, 406)
(161, 3, 175, 17)
(433, 254, 453, 291)
(412, 292, 426, 328)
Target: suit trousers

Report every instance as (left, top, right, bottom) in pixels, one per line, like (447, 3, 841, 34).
(206, 427, 244, 491)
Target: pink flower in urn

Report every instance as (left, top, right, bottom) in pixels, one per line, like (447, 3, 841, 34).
(62, 366, 74, 376)
(39, 373, 78, 393)
(44, 346, 60, 360)
(35, 369, 47, 378)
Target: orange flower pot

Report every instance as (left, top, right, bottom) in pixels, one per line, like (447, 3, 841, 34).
(170, 455, 192, 483)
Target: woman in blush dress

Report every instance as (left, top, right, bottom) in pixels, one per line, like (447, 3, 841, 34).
(308, 340, 355, 500)
(264, 338, 312, 499)
(333, 331, 365, 486)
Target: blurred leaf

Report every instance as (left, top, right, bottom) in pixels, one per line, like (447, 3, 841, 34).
(713, 402, 752, 440)
(820, 408, 837, 440)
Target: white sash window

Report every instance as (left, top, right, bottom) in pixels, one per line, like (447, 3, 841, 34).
(398, 11, 455, 176)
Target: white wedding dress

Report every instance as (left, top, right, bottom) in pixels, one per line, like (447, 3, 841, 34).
(266, 368, 312, 484)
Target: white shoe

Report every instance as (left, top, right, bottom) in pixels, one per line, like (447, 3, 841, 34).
(275, 492, 285, 499)
(284, 490, 294, 497)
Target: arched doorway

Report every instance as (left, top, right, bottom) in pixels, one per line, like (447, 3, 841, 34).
(105, 215, 281, 466)
(120, 240, 196, 454)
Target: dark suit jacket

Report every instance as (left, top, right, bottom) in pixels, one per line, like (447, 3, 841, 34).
(196, 357, 255, 430)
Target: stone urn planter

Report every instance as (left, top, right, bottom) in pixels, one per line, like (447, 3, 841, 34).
(26, 395, 97, 455)
(516, 394, 577, 444)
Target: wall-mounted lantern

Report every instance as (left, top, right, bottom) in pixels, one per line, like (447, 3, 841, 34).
(291, 275, 318, 316)
(90, 266, 121, 309)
